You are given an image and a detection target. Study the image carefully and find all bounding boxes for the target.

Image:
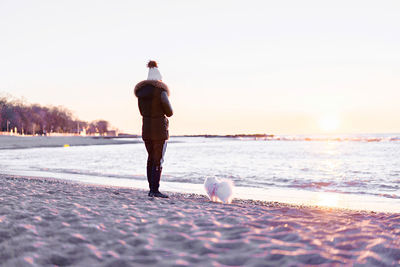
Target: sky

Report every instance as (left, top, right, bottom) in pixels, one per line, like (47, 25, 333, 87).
(1, 0, 399, 135)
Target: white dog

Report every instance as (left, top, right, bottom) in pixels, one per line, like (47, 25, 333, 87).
(204, 177, 234, 204)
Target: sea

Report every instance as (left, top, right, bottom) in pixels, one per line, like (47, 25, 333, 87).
(1, 134, 399, 213)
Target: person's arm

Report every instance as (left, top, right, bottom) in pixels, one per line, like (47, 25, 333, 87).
(161, 91, 173, 117)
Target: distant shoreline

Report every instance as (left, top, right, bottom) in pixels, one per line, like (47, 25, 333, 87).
(1, 134, 399, 150)
(176, 134, 275, 138)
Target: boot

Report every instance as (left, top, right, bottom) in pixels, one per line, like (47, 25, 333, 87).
(152, 191, 169, 198)
(153, 165, 162, 193)
(150, 165, 169, 198)
(146, 163, 153, 193)
(148, 165, 159, 194)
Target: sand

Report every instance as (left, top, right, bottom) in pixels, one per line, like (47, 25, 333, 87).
(1, 175, 399, 266)
(0, 136, 140, 150)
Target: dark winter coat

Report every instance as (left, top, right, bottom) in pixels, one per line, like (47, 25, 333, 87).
(134, 80, 173, 141)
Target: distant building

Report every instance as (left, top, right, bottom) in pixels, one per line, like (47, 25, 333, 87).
(106, 130, 117, 137)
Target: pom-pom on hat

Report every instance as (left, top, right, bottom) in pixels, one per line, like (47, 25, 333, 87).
(147, 60, 162, 81)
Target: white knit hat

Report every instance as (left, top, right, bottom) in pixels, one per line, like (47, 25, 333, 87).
(147, 60, 162, 81)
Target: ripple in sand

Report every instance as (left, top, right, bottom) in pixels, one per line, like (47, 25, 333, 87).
(218, 226, 251, 240)
(192, 230, 221, 239)
(195, 245, 214, 256)
(131, 256, 158, 265)
(106, 250, 120, 259)
(335, 242, 359, 251)
(194, 221, 218, 228)
(216, 255, 250, 266)
(0, 230, 12, 242)
(265, 252, 285, 261)
(181, 239, 205, 251)
(24, 257, 35, 265)
(212, 241, 247, 250)
(87, 244, 103, 260)
(272, 233, 300, 242)
(127, 237, 147, 247)
(12, 225, 28, 237)
(270, 225, 292, 233)
(133, 248, 157, 257)
(161, 232, 189, 242)
(20, 244, 37, 253)
(68, 233, 87, 244)
(32, 241, 45, 248)
(49, 254, 75, 266)
(104, 259, 132, 267)
(22, 224, 38, 235)
(13, 213, 28, 220)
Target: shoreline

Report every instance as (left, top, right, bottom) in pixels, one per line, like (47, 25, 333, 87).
(3, 173, 391, 215)
(3, 169, 399, 214)
(1, 174, 399, 266)
(0, 135, 141, 150)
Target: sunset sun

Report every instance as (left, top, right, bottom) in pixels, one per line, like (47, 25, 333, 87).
(319, 115, 340, 132)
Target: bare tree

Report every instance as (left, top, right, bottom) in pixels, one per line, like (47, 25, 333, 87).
(0, 95, 109, 135)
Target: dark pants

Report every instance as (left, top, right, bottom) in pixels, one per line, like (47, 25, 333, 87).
(144, 140, 167, 192)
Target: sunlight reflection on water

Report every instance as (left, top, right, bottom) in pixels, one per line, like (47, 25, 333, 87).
(314, 193, 340, 208)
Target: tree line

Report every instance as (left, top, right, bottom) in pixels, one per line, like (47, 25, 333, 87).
(0, 95, 109, 135)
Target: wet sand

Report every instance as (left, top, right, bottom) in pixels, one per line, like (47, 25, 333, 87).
(0, 136, 140, 150)
(1, 174, 399, 266)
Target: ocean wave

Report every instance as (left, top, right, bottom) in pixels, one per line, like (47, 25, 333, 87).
(31, 167, 400, 200)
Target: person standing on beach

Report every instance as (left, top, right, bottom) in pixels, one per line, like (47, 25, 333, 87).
(134, 61, 173, 198)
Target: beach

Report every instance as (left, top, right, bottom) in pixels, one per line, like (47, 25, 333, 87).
(1, 174, 399, 266)
(0, 136, 140, 150)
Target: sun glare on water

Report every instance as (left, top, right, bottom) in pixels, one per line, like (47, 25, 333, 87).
(319, 115, 340, 132)
(315, 193, 339, 208)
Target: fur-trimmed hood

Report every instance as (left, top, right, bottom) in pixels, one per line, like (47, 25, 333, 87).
(134, 80, 170, 97)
